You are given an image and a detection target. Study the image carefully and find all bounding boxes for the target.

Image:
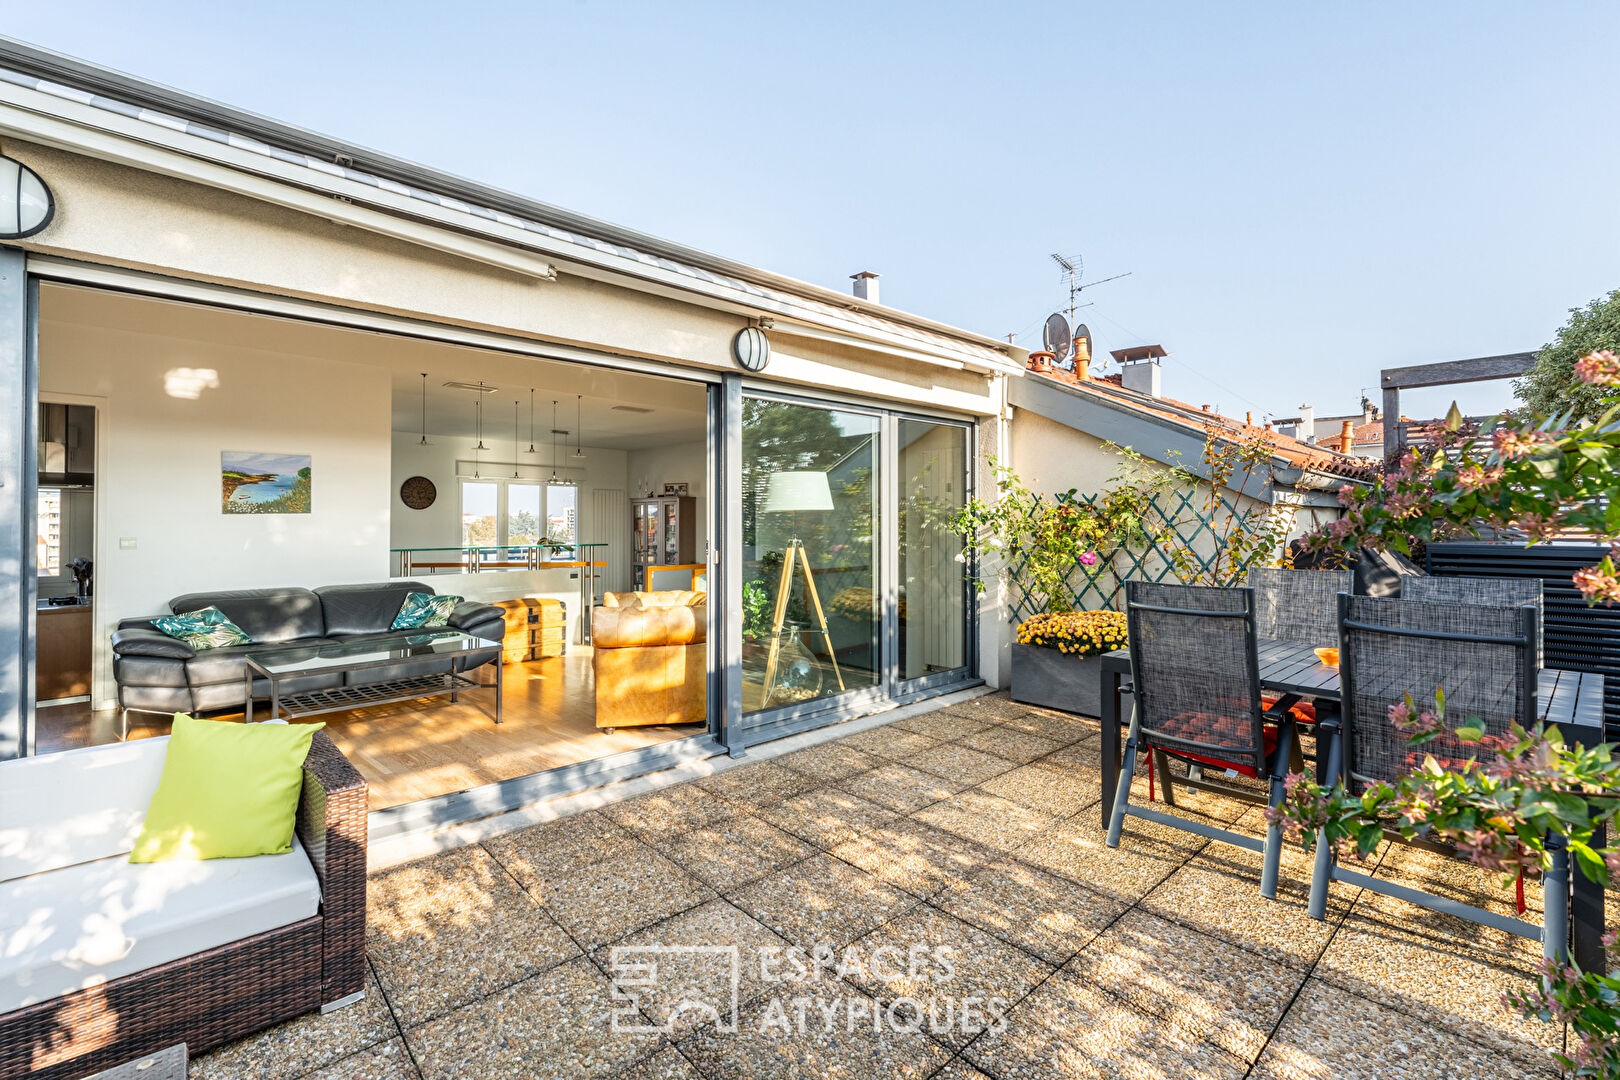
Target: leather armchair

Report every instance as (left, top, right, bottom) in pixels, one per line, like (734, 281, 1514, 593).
(591, 591, 707, 730)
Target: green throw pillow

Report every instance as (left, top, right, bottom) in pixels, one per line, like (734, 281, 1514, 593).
(151, 606, 252, 650)
(392, 591, 461, 630)
(130, 714, 325, 862)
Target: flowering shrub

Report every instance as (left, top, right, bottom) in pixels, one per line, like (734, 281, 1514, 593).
(1306, 350, 1620, 604)
(1016, 610, 1127, 656)
(1270, 689, 1620, 1076)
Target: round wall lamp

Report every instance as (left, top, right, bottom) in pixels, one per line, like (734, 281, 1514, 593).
(733, 325, 770, 372)
(0, 156, 53, 239)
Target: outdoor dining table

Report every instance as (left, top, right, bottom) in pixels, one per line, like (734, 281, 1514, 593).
(1096, 639, 1610, 969)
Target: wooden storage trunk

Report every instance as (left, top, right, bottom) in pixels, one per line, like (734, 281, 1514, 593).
(494, 598, 567, 662)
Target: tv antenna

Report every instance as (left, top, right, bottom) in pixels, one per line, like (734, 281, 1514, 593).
(1050, 252, 1132, 323)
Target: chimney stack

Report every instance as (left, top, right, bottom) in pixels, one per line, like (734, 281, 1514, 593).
(1339, 420, 1355, 453)
(1073, 330, 1092, 380)
(1109, 344, 1166, 398)
(1299, 404, 1315, 443)
(851, 271, 880, 304)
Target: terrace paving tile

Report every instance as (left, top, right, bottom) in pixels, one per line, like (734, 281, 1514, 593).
(833, 724, 944, 760)
(729, 852, 920, 950)
(838, 763, 966, 813)
(604, 782, 742, 841)
(911, 789, 1060, 853)
(1043, 738, 1103, 770)
(482, 809, 644, 899)
(304, 1038, 421, 1080)
(939, 694, 1048, 724)
(677, 978, 953, 1080)
(1360, 841, 1546, 922)
(1068, 909, 1305, 1062)
(956, 725, 1066, 764)
(829, 818, 1001, 899)
(404, 955, 664, 1080)
(1248, 978, 1559, 1079)
(757, 785, 899, 849)
(192, 965, 400, 1080)
(664, 814, 814, 891)
(936, 857, 1126, 965)
(841, 906, 1054, 1049)
(366, 845, 581, 1025)
(975, 761, 1101, 818)
(1010, 812, 1203, 905)
(902, 744, 1018, 787)
(695, 761, 824, 811)
(540, 844, 718, 949)
(963, 969, 1248, 1080)
(892, 710, 996, 741)
(986, 706, 1096, 742)
(613, 1046, 707, 1080)
(775, 742, 885, 782)
(594, 899, 792, 1038)
(929, 1061, 997, 1080)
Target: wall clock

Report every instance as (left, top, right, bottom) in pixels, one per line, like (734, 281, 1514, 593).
(400, 475, 436, 510)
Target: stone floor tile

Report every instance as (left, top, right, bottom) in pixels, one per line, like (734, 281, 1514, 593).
(729, 852, 918, 949)
(305, 1038, 422, 1080)
(842, 906, 1054, 1049)
(936, 858, 1125, 965)
(1011, 813, 1202, 904)
(831, 818, 1000, 899)
(366, 846, 581, 1025)
(939, 693, 1045, 724)
(957, 725, 1065, 764)
(193, 965, 400, 1080)
(1363, 841, 1545, 924)
(614, 1046, 707, 1080)
(1068, 909, 1305, 1062)
(696, 761, 823, 811)
(902, 744, 1018, 786)
(758, 785, 899, 849)
(912, 789, 1060, 853)
(678, 978, 952, 1080)
(542, 844, 718, 949)
(1044, 737, 1103, 770)
(839, 763, 966, 813)
(988, 706, 1095, 743)
(929, 1061, 996, 1080)
(1248, 978, 1559, 1079)
(405, 956, 665, 1080)
(483, 809, 644, 898)
(1313, 909, 1560, 1071)
(834, 724, 943, 760)
(605, 783, 742, 841)
(597, 899, 791, 1038)
(976, 761, 1100, 819)
(893, 709, 996, 741)
(963, 969, 1248, 1080)
(665, 815, 815, 891)
(776, 742, 885, 782)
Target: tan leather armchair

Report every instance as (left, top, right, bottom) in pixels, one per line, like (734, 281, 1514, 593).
(591, 591, 707, 729)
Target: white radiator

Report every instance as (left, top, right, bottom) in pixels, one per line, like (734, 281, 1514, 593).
(591, 488, 630, 595)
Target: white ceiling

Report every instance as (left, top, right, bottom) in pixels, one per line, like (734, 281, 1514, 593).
(40, 283, 710, 451)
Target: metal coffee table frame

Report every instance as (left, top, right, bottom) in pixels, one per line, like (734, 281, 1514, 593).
(244, 635, 502, 725)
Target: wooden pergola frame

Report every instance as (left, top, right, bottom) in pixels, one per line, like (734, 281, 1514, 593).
(1380, 352, 1536, 460)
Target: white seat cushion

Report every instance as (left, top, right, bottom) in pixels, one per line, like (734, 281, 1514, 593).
(0, 736, 171, 879)
(0, 836, 321, 1012)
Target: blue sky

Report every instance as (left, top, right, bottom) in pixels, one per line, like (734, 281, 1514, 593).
(10, 3, 1617, 419)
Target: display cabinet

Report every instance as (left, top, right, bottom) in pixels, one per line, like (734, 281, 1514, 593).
(631, 495, 696, 591)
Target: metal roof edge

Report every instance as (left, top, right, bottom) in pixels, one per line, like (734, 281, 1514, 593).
(0, 36, 1016, 364)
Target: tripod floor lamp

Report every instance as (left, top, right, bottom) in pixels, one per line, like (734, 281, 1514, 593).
(760, 469, 846, 704)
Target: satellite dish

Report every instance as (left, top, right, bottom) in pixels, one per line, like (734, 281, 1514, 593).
(1073, 323, 1093, 365)
(1042, 313, 1072, 365)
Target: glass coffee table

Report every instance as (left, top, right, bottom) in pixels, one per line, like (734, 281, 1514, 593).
(243, 631, 501, 724)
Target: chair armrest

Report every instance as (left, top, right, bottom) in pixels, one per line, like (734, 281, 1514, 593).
(449, 601, 503, 641)
(296, 730, 368, 1002)
(111, 627, 196, 660)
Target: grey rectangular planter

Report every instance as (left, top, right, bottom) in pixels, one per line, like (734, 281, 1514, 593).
(1010, 642, 1105, 718)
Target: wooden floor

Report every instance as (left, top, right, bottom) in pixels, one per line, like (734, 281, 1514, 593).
(34, 651, 702, 811)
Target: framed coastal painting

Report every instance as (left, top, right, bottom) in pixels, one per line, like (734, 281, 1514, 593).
(221, 451, 312, 514)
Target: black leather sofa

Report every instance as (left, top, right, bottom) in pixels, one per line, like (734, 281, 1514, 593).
(111, 581, 503, 718)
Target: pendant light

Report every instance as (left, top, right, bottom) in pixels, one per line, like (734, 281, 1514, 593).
(418, 373, 429, 446)
(512, 401, 522, 478)
(526, 389, 537, 453)
(473, 382, 488, 451)
(548, 399, 562, 484)
(572, 394, 587, 459)
(471, 393, 481, 479)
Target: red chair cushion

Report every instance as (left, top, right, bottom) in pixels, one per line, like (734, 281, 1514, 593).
(1153, 712, 1279, 778)
(1262, 695, 1317, 723)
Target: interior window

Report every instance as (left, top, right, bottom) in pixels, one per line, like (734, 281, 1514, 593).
(507, 483, 542, 545)
(36, 488, 63, 578)
(461, 480, 499, 546)
(546, 484, 578, 543)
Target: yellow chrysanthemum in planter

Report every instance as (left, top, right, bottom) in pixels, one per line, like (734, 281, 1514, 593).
(1017, 610, 1128, 657)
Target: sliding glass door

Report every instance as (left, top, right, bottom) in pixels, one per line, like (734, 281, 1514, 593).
(898, 418, 970, 687)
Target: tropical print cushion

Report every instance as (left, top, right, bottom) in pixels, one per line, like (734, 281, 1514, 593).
(151, 606, 252, 651)
(392, 592, 462, 630)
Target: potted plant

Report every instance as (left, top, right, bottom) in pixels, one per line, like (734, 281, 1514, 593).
(1009, 609, 1127, 716)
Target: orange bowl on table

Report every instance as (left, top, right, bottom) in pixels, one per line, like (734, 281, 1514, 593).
(1314, 647, 1340, 668)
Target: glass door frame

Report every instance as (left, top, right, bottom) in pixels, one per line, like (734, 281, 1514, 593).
(724, 382, 979, 750)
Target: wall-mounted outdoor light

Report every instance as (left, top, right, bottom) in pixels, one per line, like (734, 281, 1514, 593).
(0, 155, 53, 239)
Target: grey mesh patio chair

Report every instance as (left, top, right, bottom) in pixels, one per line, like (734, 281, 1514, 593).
(1249, 566, 1354, 645)
(1106, 581, 1303, 900)
(1306, 593, 1569, 961)
(1400, 575, 1544, 669)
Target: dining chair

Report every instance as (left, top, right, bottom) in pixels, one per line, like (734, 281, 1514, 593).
(1306, 593, 1568, 960)
(1106, 581, 1302, 900)
(1249, 566, 1354, 644)
(1400, 574, 1544, 669)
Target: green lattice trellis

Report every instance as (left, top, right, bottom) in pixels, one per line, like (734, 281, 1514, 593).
(1002, 487, 1269, 621)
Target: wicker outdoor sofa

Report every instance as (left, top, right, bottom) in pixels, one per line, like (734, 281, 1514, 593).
(0, 731, 367, 1080)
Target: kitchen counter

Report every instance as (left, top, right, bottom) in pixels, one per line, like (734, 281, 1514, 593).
(37, 600, 93, 701)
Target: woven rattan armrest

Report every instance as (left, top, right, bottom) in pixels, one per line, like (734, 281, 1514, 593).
(295, 731, 368, 1004)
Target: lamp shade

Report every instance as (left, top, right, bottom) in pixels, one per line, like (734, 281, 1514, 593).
(763, 470, 833, 514)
